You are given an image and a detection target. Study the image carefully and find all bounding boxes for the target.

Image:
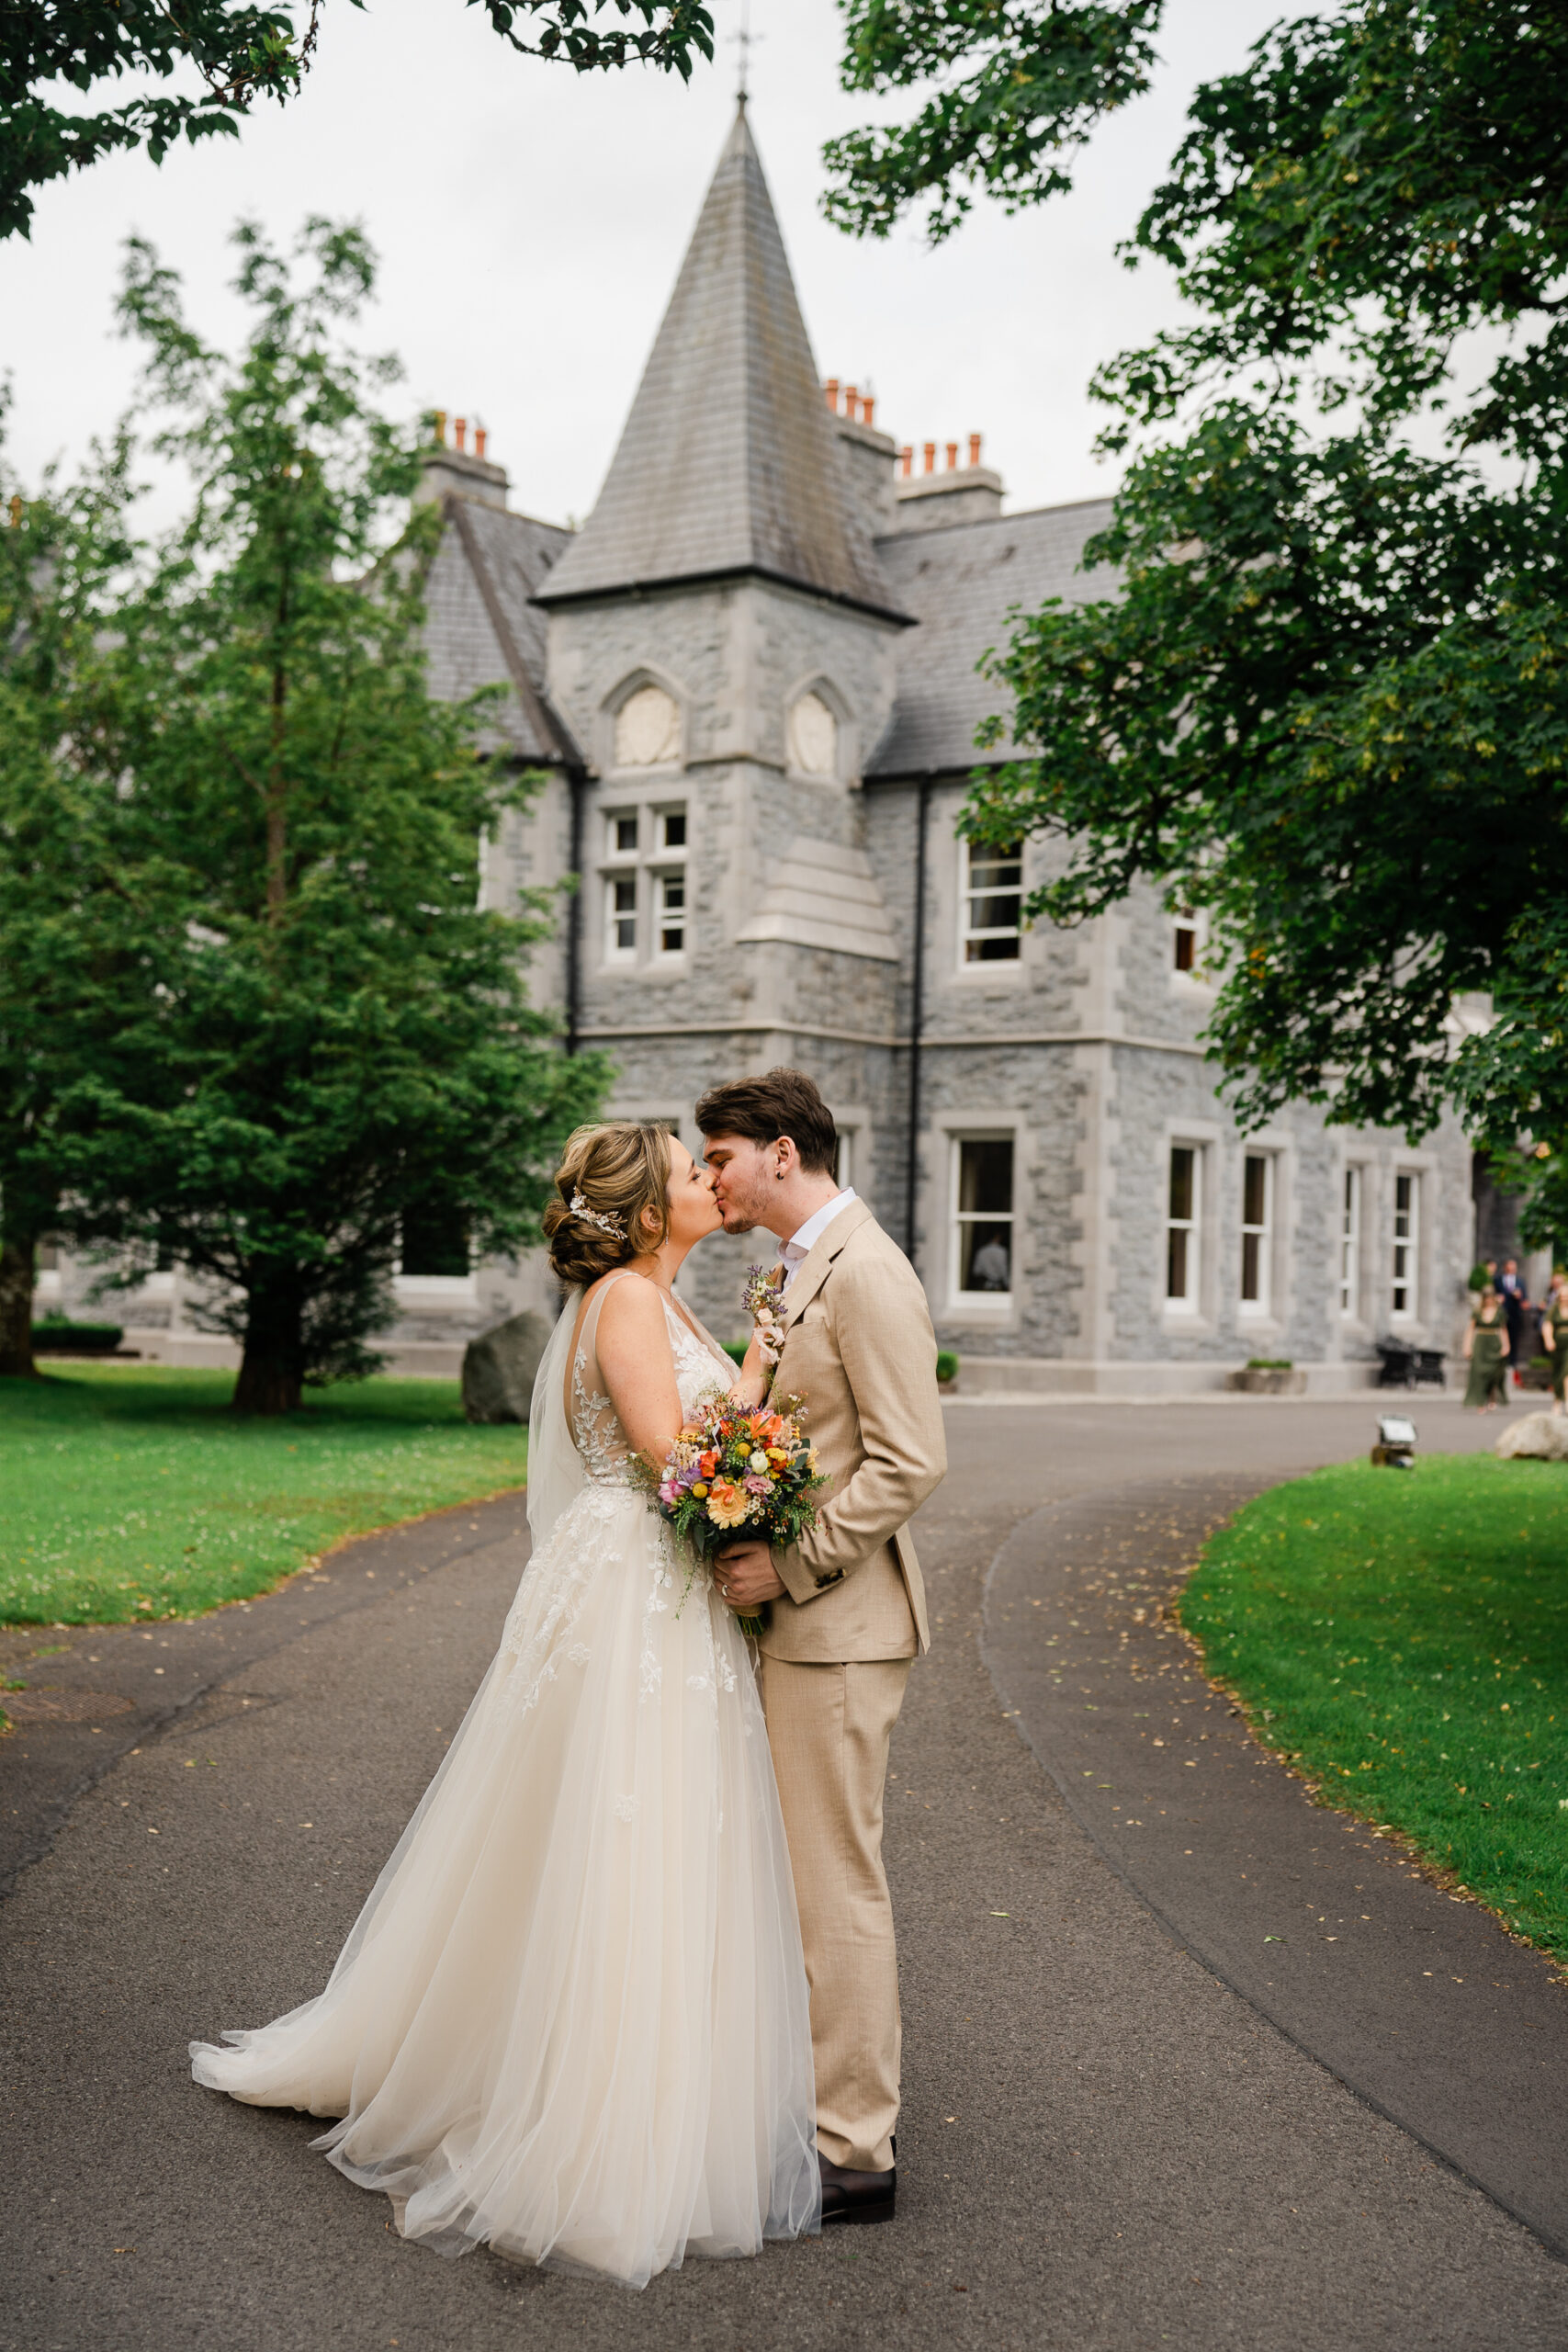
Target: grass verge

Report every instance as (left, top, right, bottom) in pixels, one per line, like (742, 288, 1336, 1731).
(1179, 1453, 1568, 1967)
(2, 1365, 527, 1626)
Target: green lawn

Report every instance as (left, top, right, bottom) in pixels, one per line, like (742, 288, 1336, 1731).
(1, 1366, 527, 1625)
(1180, 1453, 1568, 1966)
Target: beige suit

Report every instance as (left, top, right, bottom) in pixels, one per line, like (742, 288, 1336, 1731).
(756, 1199, 947, 2174)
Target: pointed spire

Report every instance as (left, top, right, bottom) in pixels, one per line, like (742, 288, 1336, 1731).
(540, 106, 904, 622)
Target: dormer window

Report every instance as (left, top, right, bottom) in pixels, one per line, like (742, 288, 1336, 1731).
(614, 684, 681, 770)
(788, 692, 838, 778)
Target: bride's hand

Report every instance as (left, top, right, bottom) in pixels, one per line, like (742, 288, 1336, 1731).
(728, 1329, 772, 1408)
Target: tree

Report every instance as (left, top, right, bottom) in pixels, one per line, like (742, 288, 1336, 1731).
(54, 220, 605, 1411)
(1, 0, 713, 242)
(824, 0, 1164, 243)
(0, 425, 136, 1377)
(838, 1, 1568, 1238)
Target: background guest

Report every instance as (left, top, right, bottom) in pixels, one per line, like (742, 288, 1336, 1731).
(1542, 1270, 1568, 1420)
(1497, 1259, 1529, 1380)
(1462, 1285, 1511, 1411)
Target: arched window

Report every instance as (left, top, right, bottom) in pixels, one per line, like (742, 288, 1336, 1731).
(614, 684, 681, 769)
(788, 691, 838, 778)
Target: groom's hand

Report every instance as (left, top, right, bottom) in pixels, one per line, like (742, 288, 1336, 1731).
(716, 1542, 787, 1609)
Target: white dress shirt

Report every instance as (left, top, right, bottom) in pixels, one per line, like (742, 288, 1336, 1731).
(778, 1188, 856, 1294)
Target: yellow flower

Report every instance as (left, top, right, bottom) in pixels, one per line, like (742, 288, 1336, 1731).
(692, 1481, 709, 1499)
(705, 1479, 750, 1529)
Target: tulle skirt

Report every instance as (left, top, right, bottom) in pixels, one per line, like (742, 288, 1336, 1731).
(190, 1481, 821, 2287)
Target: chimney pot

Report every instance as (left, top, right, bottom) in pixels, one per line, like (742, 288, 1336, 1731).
(969, 432, 982, 468)
(433, 409, 446, 447)
(945, 440, 959, 471)
(455, 416, 468, 453)
(844, 384, 859, 423)
(824, 377, 840, 413)
(899, 446, 913, 479)
(862, 393, 875, 427)
(474, 426, 488, 459)
(922, 440, 936, 475)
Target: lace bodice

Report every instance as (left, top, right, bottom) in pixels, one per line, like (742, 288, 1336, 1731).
(570, 1273, 736, 1487)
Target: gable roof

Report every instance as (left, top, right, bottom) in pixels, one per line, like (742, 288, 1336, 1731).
(867, 498, 1118, 777)
(538, 104, 904, 624)
(423, 496, 579, 763)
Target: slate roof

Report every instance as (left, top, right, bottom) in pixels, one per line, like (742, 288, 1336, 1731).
(867, 497, 1118, 777)
(538, 104, 902, 622)
(423, 496, 578, 762)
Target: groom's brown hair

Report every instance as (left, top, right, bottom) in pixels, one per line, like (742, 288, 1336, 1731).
(694, 1068, 838, 1175)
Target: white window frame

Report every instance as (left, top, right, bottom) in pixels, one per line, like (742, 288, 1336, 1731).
(599, 799, 690, 968)
(604, 871, 637, 963)
(652, 867, 686, 959)
(959, 837, 1023, 968)
(1167, 1143, 1202, 1311)
(604, 807, 639, 863)
(949, 1132, 1017, 1307)
(1392, 1170, 1420, 1319)
(1238, 1150, 1273, 1318)
(1340, 1165, 1363, 1320)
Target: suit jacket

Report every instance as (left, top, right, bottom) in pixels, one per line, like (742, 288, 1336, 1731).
(760, 1198, 947, 1665)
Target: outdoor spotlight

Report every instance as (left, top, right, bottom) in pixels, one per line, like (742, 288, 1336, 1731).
(1371, 1415, 1416, 1469)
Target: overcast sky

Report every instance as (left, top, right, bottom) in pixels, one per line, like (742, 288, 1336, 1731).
(3, 0, 1286, 532)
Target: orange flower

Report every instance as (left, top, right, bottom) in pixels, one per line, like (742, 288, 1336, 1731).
(698, 1451, 718, 1476)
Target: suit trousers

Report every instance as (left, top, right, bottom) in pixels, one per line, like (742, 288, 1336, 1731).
(759, 1653, 912, 2174)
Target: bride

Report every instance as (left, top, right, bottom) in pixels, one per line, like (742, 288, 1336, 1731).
(190, 1121, 821, 2287)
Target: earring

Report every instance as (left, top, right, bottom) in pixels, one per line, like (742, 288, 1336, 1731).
(776, 1168, 786, 1181)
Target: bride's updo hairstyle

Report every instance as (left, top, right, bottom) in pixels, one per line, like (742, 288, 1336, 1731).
(543, 1121, 673, 1288)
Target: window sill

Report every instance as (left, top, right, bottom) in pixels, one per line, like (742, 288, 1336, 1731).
(394, 1274, 478, 1304)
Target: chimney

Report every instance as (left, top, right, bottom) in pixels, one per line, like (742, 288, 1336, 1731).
(895, 429, 1004, 533)
(828, 371, 898, 537)
(416, 412, 510, 512)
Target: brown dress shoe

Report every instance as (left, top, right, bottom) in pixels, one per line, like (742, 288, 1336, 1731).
(818, 2151, 896, 2226)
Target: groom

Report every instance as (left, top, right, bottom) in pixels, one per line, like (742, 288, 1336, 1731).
(696, 1068, 947, 2226)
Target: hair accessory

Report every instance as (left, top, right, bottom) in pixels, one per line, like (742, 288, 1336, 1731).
(570, 1189, 626, 1240)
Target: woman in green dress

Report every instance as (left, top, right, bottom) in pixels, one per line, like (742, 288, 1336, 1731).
(1541, 1270, 1568, 1419)
(1462, 1286, 1511, 1410)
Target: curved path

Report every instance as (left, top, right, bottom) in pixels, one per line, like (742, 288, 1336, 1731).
(3, 1396, 1566, 2351)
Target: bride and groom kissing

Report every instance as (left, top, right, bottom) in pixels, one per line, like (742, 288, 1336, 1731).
(191, 1067, 949, 2288)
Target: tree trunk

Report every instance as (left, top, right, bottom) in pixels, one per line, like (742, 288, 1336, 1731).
(0, 1231, 39, 1379)
(232, 1274, 306, 1414)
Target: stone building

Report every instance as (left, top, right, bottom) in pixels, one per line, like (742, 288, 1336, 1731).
(50, 103, 1485, 1389)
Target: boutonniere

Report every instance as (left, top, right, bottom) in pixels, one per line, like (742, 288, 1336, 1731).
(743, 1263, 787, 1368)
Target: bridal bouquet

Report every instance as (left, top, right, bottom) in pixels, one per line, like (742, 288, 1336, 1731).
(649, 1393, 827, 1638)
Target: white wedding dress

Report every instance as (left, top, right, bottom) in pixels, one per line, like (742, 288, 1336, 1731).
(190, 1272, 820, 2287)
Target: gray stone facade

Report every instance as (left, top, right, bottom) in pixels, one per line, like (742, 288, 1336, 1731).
(39, 103, 1484, 1390)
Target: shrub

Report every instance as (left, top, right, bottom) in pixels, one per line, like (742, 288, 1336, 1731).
(936, 1351, 960, 1385)
(30, 1320, 123, 1355)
